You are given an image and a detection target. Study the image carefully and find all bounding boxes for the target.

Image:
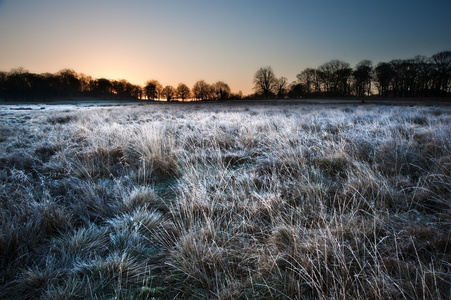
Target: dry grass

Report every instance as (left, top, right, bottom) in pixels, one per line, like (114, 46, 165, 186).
(0, 102, 450, 299)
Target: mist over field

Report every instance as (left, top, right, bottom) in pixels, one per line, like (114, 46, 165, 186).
(0, 102, 450, 299)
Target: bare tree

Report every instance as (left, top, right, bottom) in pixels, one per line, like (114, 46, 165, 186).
(144, 80, 162, 100)
(212, 81, 231, 101)
(353, 60, 373, 97)
(318, 60, 352, 97)
(176, 83, 190, 101)
(229, 90, 243, 100)
(112, 79, 128, 97)
(253, 66, 277, 99)
(275, 76, 288, 99)
(431, 51, 451, 95)
(296, 68, 321, 96)
(374, 62, 394, 97)
(389, 59, 413, 97)
(288, 81, 306, 99)
(111, 79, 141, 99)
(192, 80, 211, 101)
(57, 69, 80, 97)
(413, 55, 434, 97)
(162, 85, 175, 101)
(78, 73, 92, 94)
(94, 78, 113, 95)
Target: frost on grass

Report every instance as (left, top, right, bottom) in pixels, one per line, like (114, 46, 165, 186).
(0, 103, 450, 299)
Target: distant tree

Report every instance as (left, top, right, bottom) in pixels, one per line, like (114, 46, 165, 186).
(39, 73, 59, 99)
(192, 80, 211, 101)
(144, 80, 162, 100)
(78, 73, 92, 94)
(56, 69, 80, 97)
(212, 81, 231, 101)
(318, 60, 352, 97)
(4, 67, 30, 100)
(24, 73, 48, 100)
(9, 67, 28, 75)
(162, 85, 175, 101)
(94, 78, 113, 96)
(132, 84, 143, 99)
(125, 82, 140, 99)
(11, 70, 52, 101)
(112, 79, 127, 97)
(389, 59, 414, 97)
(375, 62, 394, 97)
(413, 55, 434, 97)
(229, 90, 243, 100)
(352, 60, 373, 97)
(176, 83, 190, 101)
(288, 81, 306, 99)
(275, 76, 288, 99)
(296, 68, 321, 96)
(111, 79, 141, 99)
(144, 81, 156, 100)
(253, 66, 277, 99)
(0, 71, 6, 99)
(431, 50, 451, 96)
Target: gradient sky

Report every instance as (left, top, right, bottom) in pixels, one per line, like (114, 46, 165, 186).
(1, 0, 450, 95)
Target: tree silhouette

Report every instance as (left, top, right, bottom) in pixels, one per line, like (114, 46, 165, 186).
(56, 69, 80, 97)
(192, 80, 211, 101)
(253, 66, 277, 99)
(212, 81, 231, 101)
(2, 50, 450, 103)
(374, 62, 394, 97)
(229, 91, 243, 100)
(162, 85, 175, 101)
(144, 80, 162, 100)
(275, 77, 288, 99)
(296, 68, 321, 97)
(93, 78, 112, 96)
(4, 68, 30, 100)
(176, 83, 190, 101)
(431, 51, 451, 96)
(111, 79, 141, 99)
(0, 71, 7, 100)
(288, 81, 306, 99)
(78, 73, 92, 94)
(413, 55, 433, 97)
(318, 60, 352, 97)
(29, 72, 53, 100)
(112, 79, 127, 97)
(353, 60, 373, 97)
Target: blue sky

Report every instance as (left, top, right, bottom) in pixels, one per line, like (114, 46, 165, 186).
(1, 0, 450, 94)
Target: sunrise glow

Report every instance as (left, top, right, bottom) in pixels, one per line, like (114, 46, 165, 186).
(1, 0, 450, 96)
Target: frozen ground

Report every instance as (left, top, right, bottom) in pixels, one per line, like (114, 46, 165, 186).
(0, 100, 147, 112)
(1, 101, 450, 299)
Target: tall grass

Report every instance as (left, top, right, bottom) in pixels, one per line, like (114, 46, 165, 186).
(0, 102, 450, 299)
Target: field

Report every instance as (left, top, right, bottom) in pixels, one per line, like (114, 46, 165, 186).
(0, 101, 450, 299)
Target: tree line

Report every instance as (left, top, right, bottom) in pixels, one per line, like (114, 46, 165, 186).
(254, 50, 451, 99)
(0, 68, 145, 102)
(0, 68, 243, 102)
(1, 50, 450, 102)
(143, 79, 242, 101)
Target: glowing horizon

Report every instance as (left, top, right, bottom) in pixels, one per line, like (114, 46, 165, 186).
(1, 0, 450, 96)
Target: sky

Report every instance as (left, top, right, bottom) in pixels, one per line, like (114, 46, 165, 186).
(1, 0, 450, 95)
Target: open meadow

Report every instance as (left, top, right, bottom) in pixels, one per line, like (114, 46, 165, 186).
(0, 101, 450, 299)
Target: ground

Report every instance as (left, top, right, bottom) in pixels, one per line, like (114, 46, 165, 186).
(0, 100, 450, 299)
